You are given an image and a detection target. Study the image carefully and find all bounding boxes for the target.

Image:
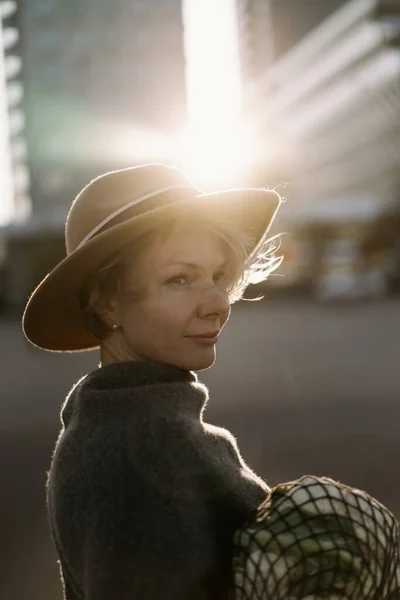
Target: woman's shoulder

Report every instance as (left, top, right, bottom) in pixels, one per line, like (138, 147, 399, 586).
(203, 422, 238, 448)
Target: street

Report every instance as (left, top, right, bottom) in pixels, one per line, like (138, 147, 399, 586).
(1, 297, 399, 598)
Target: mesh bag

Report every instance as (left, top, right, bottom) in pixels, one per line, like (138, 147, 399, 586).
(233, 475, 400, 599)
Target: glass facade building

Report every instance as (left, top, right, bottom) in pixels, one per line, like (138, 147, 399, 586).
(16, 0, 187, 225)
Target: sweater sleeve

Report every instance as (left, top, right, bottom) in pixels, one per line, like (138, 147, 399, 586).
(205, 422, 269, 493)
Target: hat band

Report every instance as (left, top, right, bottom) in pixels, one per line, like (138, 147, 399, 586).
(75, 184, 194, 251)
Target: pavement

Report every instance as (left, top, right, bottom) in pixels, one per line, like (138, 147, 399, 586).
(1, 297, 400, 598)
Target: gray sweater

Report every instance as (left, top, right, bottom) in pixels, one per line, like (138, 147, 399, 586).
(46, 361, 269, 600)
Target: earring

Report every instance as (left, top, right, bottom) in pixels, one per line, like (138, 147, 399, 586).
(111, 324, 118, 331)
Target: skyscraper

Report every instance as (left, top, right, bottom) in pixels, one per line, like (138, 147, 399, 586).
(13, 0, 187, 225)
(235, 0, 275, 88)
(269, 0, 349, 58)
(239, 0, 400, 203)
(235, 0, 348, 87)
(0, 0, 29, 224)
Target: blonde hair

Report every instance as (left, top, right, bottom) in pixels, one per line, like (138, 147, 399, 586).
(80, 205, 282, 339)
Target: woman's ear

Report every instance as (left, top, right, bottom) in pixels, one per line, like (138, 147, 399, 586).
(94, 294, 120, 329)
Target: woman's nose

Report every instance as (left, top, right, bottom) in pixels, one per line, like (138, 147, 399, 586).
(196, 286, 231, 321)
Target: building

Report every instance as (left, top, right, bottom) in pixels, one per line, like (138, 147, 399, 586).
(237, 0, 400, 295)
(268, 0, 349, 58)
(234, 0, 348, 189)
(0, 0, 30, 224)
(235, 0, 348, 86)
(246, 0, 400, 206)
(235, 0, 275, 88)
(16, 0, 187, 226)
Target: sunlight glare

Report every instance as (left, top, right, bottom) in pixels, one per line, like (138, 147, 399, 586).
(180, 0, 252, 189)
(178, 123, 255, 190)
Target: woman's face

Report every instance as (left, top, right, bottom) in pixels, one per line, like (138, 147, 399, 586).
(106, 224, 233, 371)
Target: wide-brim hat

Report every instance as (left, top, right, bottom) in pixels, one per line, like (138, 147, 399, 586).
(22, 163, 282, 352)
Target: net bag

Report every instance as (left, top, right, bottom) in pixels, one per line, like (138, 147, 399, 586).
(233, 475, 400, 599)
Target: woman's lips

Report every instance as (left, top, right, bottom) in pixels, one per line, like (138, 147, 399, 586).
(187, 331, 220, 345)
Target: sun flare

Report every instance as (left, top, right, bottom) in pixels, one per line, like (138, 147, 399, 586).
(180, 0, 252, 190)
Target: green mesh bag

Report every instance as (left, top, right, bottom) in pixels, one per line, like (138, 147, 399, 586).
(233, 475, 400, 599)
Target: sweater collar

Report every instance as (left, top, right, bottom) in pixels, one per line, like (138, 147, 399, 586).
(90, 359, 198, 388)
(61, 360, 208, 427)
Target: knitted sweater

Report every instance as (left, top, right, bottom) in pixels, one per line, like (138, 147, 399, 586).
(46, 360, 269, 600)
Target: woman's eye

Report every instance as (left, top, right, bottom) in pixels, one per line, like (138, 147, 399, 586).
(168, 275, 191, 286)
(214, 271, 228, 283)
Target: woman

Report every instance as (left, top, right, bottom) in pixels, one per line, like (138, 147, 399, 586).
(22, 163, 283, 600)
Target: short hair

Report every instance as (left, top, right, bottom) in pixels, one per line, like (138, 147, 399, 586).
(80, 205, 282, 339)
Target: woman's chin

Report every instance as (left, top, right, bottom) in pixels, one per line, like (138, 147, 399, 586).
(191, 356, 216, 371)
(173, 348, 216, 372)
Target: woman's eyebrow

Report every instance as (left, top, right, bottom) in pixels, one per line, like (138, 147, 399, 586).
(166, 262, 200, 270)
(166, 261, 229, 270)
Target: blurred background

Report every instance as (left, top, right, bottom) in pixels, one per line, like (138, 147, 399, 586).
(1, 0, 400, 597)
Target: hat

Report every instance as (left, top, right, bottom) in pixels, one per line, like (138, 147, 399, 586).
(22, 163, 282, 352)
